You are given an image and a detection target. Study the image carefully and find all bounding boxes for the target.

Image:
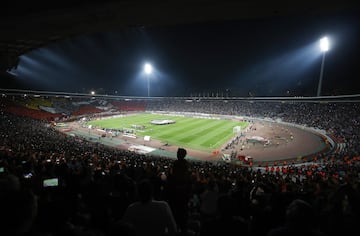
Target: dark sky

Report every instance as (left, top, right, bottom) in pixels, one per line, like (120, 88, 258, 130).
(7, 11, 360, 97)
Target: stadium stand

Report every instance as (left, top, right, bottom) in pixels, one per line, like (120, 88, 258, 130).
(0, 95, 359, 236)
(111, 100, 146, 112)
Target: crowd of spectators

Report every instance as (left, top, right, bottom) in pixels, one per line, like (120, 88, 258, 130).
(1, 97, 359, 236)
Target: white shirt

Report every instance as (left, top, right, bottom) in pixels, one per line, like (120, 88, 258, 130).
(122, 200, 178, 236)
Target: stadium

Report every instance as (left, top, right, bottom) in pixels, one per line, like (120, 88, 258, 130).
(0, 94, 340, 163)
(60, 101, 332, 165)
(1, 70, 360, 236)
(1, 1, 360, 236)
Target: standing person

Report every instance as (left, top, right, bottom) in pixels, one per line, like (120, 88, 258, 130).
(200, 193, 249, 236)
(166, 148, 192, 235)
(267, 199, 327, 236)
(122, 178, 177, 236)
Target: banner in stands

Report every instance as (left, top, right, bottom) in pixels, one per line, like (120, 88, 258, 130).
(39, 106, 59, 114)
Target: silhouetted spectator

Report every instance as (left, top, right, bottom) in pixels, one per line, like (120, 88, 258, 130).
(166, 148, 192, 235)
(199, 179, 219, 221)
(122, 178, 177, 236)
(0, 174, 38, 236)
(248, 184, 273, 236)
(267, 198, 327, 236)
(107, 220, 135, 236)
(321, 184, 360, 236)
(200, 193, 249, 236)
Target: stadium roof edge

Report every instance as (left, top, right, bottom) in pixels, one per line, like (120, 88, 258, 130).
(1, 88, 360, 102)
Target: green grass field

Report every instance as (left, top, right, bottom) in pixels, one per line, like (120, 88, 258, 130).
(87, 113, 249, 152)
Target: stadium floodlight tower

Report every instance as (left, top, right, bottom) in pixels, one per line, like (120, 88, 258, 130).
(144, 63, 153, 97)
(317, 36, 329, 97)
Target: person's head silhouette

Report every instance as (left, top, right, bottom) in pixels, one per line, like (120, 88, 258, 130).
(137, 178, 154, 203)
(177, 148, 187, 160)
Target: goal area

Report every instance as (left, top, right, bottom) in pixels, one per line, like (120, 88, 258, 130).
(233, 126, 241, 133)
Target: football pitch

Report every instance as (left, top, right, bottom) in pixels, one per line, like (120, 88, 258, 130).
(87, 113, 249, 152)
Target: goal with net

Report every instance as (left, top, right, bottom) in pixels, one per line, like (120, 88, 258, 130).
(233, 126, 241, 134)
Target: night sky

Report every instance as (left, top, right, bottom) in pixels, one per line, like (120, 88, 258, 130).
(6, 11, 360, 97)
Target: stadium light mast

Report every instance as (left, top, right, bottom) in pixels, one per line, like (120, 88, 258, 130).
(317, 36, 329, 97)
(144, 63, 152, 97)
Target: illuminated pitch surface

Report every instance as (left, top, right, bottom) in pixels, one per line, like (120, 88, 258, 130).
(87, 113, 249, 152)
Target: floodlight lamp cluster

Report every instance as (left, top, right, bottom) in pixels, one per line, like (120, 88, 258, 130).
(320, 37, 329, 52)
(144, 63, 152, 74)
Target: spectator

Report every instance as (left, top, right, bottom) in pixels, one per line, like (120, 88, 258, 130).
(200, 193, 249, 236)
(199, 179, 219, 221)
(122, 178, 177, 236)
(0, 174, 38, 236)
(107, 220, 135, 236)
(166, 148, 192, 235)
(267, 198, 327, 236)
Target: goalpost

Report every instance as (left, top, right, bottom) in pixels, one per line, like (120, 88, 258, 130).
(233, 126, 241, 134)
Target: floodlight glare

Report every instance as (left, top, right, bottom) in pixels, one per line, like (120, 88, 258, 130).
(317, 36, 330, 96)
(144, 63, 152, 74)
(320, 37, 329, 52)
(144, 63, 153, 97)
